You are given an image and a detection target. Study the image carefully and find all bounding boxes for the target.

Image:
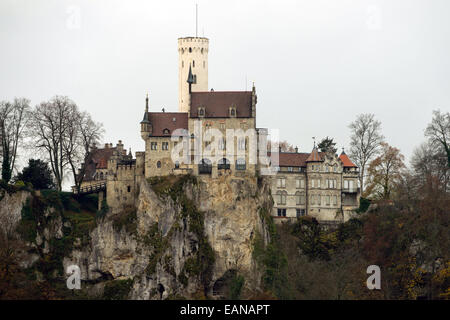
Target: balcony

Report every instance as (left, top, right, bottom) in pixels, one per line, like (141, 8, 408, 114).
(342, 187, 360, 194)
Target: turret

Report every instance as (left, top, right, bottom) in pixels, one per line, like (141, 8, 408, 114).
(140, 93, 152, 139)
(251, 82, 257, 118)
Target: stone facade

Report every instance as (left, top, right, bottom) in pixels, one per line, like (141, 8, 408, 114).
(78, 35, 360, 223)
(270, 149, 360, 223)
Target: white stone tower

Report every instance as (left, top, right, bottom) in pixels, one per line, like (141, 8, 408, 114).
(178, 37, 209, 113)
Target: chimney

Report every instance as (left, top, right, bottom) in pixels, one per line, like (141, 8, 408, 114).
(295, 146, 298, 153)
(105, 143, 109, 148)
(278, 146, 282, 153)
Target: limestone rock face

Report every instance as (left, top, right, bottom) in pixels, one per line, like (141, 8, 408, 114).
(0, 189, 30, 232)
(62, 175, 273, 299)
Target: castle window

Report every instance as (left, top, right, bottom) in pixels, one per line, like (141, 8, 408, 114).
(151, 142, 158, 150)
(189, 47, 192, 52)
(318, 195, 321, 205)
(218, 158, 230, 170)
(100, 172, 104, 180)
(236, 158, 246, 170)
(277, 177, 286, 188)
(193, 60, 195, 67)
(238, 137, 246, 151)
(333, 195, 338, 205)
(296, 209, 305, 218)
(175, 161, 180, 169)
(218, 138, 226, 151)
(162, 142, 169, 150)
(288, 167, 293, 172)
(334, 164, 337, 172)
(295, 192, 302, 205)
(157, 161, 161, 168)
(127, 186, 131, 193)
(277, 208, 286, 217)
(229, 107, 236, 117)
(198, 107, 205, 117)
(193, 74, 197, 84)
(326, 195, 330, 205)
(276, 191, 287, 205)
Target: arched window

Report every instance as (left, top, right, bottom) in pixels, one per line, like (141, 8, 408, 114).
(189, 47, 192, 53)
(198, 107, 205, 117)
(193, 60, 195, 67)
(199, 158, 212, 174)
(175, 161, 180, 169)
(157, 161, 161, 168)
(218, 158, 230, 170)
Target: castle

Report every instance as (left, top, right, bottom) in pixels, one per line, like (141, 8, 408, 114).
(78, 36, 360, 223)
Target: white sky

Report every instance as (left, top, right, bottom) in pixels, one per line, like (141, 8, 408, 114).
(1, 0, 450, 185)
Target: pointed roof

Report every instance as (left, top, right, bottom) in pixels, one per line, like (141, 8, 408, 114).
(305, 147, 322, 162)
(187, 65, 194, 84)
(339, 151, 357, 168)
(141, 94, 150, 123)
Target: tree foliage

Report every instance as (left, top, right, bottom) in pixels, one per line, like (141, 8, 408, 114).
(318, 136, 337, 154)
(14, 159, 55, 190)
(365, 142, 406, 200)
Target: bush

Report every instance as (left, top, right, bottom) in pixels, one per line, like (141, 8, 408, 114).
(103, 279, 133, 300)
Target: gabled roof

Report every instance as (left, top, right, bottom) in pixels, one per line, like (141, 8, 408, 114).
(305, 147, 323, 162)
(83, 146, 123, 181)
(147, 112, 188, 137)
(339, 151, 358, 168)
(190, 91, 252, 118)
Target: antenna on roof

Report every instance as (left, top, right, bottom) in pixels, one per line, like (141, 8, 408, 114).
(196, 4, 198, 37)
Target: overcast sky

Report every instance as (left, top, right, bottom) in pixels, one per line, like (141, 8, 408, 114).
(1, 0, 449, 181)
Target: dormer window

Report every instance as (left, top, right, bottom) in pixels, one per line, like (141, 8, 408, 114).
(163, 128, 170, 135)
(198, 107, 205, 117)
(229, 106, 236, 117)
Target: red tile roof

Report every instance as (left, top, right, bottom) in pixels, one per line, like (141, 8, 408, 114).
(267, 152, 310, 167)
(339, 152, 358, 167)
(147, 112, 189, 137)
(83, 147, 120, 181)
(190, 91, 253, 118)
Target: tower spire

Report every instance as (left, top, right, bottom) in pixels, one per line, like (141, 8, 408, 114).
(187, 64, 194, 93)
(145, 93, 149, 113)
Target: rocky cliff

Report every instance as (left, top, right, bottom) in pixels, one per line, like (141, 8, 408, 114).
(1, 174, 273, 299)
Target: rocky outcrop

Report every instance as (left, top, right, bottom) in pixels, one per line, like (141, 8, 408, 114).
(61, 174, 273, 299)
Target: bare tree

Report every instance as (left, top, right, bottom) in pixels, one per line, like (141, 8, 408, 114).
(30, 96, 77, 191)
(348, 113, 384, 194)
(425, 110, 450, 168)
(30, 96, 103, 192)
(0, 98, 30, 182)
(65, 111, 103, 193)
(411, 142, 448, 191)
(267, 140, 296, 152)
